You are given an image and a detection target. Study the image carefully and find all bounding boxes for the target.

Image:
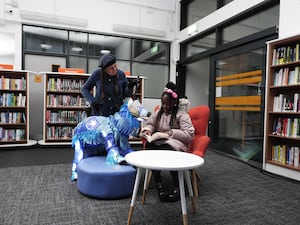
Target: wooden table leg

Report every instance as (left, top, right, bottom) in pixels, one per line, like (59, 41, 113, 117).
(178, 170, 188, 225)
(127, 168, 142, 225)
(142, 169, 150, 204)
(192, 170, 198, 197)
(185, 170, 196, 214)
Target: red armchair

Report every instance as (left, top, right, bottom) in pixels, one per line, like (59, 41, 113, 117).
(188, 105, 210, 196)
(141, 105, 210, 200)
(189, 105, 210, 157)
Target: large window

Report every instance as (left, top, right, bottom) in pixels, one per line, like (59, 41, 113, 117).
(178, 1, 279, 163)
(22, 25, 170, 98)
(181, 2, 279, 58)
(180, 0, 233, 30)
(184, 32, 216, 57)
(222, 5, 279, 44)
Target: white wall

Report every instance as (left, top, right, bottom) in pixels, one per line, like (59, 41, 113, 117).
(278, 0, 300, 39)
(0, 0, 179, 81)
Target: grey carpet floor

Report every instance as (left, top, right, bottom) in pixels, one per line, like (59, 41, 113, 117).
(0, 149, 300, 225)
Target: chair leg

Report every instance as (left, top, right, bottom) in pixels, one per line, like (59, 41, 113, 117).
(192, 170, 199, 197)
(195, 170, 202, 181)
(146, 170, 152, 190)
(142, 170, 152, 204)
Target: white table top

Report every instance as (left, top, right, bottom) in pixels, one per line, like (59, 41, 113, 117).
(125, 150, 204, 171)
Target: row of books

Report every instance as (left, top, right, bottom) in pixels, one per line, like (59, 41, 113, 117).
(0, 112, 26, 124)
(272, 44, 300, 65)
(272, 117, 300, 138)
(273, 66, 300, 86)
(46, 94, 87, 107)
(0, 128, 25, 141)
(273, 93, 300, 112)
(46, 126, 74, 140)
(271, 145, 300, 167)
(46, 110, 87, 124)
(0, 76, 26, 90)
(0, 93, 26, 107)
(47, 78, 85, 92)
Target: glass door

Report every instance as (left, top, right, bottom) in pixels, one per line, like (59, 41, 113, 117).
(210, 46, 266, 163)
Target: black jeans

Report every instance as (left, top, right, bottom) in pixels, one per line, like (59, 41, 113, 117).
(145, 142, 179, 188)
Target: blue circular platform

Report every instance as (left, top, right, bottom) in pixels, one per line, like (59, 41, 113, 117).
(77, 156, 136, 199)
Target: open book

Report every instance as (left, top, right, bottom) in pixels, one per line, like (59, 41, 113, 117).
(142, 132, 170, 143)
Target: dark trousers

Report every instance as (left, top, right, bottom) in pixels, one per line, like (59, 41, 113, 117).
(145, 142, 179, 188)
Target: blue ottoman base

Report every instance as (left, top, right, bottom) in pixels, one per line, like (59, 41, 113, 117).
(77, 156, 136, 199)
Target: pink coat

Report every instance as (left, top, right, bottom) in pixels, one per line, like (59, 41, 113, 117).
(142, 111, 195, 152)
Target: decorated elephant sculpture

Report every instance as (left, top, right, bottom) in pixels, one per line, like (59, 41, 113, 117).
(71, 97, 149, 181)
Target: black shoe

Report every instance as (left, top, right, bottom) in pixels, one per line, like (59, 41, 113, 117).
(156, 183, 169, 202)
(167, 187, 180, 202)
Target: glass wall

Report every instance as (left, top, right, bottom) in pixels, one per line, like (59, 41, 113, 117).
(178, 1, 279, 163)
(22, 25, 170, 98)
(222, 5, 279, 44)
(184, 32, 216, 57)
(214, 49, 264, 162)
(180, 0, 233, 29)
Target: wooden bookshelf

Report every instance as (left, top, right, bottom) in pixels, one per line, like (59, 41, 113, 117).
(40, 72, 90, 145)
(264, 35, 300, 181)
(0, 69, 31, 146)
(127, 76, 146, 142)
(39, 73, 146, 145)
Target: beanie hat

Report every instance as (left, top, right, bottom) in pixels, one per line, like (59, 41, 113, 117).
(98, 54, 116, 69)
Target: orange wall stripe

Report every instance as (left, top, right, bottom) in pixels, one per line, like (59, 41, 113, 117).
(215, 96, 261, 105)
(215, 106, 261, 111)
(216, 70, 262, 81)
(216, 76, 262, 87)
(0, 64, 14, 69)
(58, 68, 84, 73)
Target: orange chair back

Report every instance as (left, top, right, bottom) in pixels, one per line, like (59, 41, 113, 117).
(189, 105, 210, 136)
(188, 105, 210, 157)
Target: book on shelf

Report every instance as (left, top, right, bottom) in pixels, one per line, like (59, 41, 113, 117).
(141, 132, 169, 143)
(294, 147, 299, 167)
(271, 145, 300, 167)
(272, 45, 299, 65)
(274, 66, 300, 86)
(273, 93, 300, 112)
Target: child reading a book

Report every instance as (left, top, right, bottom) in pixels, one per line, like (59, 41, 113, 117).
(140, 82, 195, 202)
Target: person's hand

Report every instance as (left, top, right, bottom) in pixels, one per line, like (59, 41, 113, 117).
(91, 102, 100, 110)
(141, 130, 151, 136)
(167, 130, 173, 136)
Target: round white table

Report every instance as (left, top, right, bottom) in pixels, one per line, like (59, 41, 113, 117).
(125, 150, 205, 225)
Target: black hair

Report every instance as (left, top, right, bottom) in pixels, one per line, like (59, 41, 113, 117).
(155, 82, 179, 128)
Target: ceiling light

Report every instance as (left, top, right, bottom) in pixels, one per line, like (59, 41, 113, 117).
(20, 10, 88, 27)
(72, 47, 83, 52)
(112, 24, 166, 38)
(40, 44, 52, 50)
(100, 49, 111, 54)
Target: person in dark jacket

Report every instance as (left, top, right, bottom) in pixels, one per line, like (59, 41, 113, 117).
(81, 53, 129, 116)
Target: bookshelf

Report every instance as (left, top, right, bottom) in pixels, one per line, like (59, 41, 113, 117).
(0, 69, 34, 147)
(39, 72, 90, 145)
(264, 35, 300, 181)
(127, 76, 146, 143)
(39, 73, 146, 145)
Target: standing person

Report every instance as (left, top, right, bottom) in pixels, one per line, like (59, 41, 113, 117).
(140, 83, 195, 202)
(81, 53, 129, 116)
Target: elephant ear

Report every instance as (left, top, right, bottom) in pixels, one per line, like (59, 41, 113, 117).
(178, 98, 191, 113)
(128, 98, 150, 118)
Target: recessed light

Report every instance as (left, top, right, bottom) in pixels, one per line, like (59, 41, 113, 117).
(100, 49, 111, 54)
(72, 47, 83, 52)
(40, 44, 52, 49)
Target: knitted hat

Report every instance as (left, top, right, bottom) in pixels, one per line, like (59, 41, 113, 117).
(98, 54, 116, 69)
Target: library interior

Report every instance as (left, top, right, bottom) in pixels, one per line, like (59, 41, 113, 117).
(1, 1, 300, 225)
